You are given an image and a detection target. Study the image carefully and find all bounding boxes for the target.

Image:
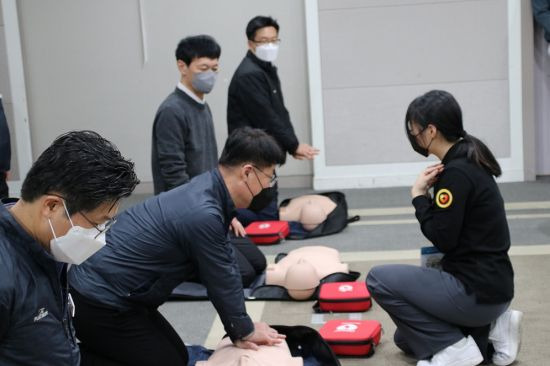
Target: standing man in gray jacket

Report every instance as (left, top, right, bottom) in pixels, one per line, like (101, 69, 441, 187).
(151, 35, 220, 195)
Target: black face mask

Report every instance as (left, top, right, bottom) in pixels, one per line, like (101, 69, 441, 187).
(248, 186, 277, 212)
(406, 123, 432, 157)
(408, 133, 430, 157)
(246, 169, 277, 212)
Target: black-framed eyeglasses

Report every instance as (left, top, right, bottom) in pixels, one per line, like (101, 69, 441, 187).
(46, 192, 117, 239)
(252, 38, 281, 46)
(80, 212, 117, 239)
(252, 165, 278, 188)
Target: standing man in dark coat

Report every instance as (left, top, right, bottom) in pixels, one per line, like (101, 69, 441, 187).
(227, 16, 319, 224)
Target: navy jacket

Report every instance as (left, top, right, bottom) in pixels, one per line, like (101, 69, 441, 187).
(533, 0, 550, 42)
(0, 98, 11, 172)
(69, 169, 254, 341)
(227, 51, 299, 155)
(412, 141, 514, 304)
(0, 201, 80, 365)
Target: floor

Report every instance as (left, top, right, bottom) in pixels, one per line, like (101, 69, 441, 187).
(121, 179, 550, 365)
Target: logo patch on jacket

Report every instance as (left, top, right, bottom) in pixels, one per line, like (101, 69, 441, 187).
(33, 308, 49, 322)
(435, 189, 453, 209)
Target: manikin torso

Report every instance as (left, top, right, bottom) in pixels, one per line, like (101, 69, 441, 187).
(196, 336, 303, 366)
(279, 195, 337, 231)
(265, 246, 349, 300)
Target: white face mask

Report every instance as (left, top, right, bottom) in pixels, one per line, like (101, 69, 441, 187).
(48, 201, 106, 265)
(255, 43, 279, 63)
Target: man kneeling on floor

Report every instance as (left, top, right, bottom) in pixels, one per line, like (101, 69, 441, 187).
(0, 131, 139, 365)
(69, 127, 286, 366)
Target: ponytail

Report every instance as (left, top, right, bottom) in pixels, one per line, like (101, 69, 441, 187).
(462, 131, 501, 177)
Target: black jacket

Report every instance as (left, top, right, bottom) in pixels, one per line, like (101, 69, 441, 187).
(69, 169, 254, 341)
(227, 51, 299, 155)
(0, 201, 80, 365)
(0, 98, 10, 172)
(412, 141, 514, 304)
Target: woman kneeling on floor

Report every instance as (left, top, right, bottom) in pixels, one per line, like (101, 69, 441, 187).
(366, 90, 522, 366)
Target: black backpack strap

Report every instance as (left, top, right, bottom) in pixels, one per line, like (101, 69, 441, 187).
(347, 215, 360, 223)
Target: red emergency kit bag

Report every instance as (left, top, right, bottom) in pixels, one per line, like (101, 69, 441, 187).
(315, 281, 372, 313)
(319, 319, 382, 357)
(245, 221, 290, 245)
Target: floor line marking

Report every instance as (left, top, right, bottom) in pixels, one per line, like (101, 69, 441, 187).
(349, 213, 550, 226)
(265, 244, 550, 263)
(348, 201, 550, 217)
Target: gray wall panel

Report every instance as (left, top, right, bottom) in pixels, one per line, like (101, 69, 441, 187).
(319, 0, 467, 10)
(16, 0, 312, 187)
(317, 0, 510, 167)
(323, 80, 510, 166)
(319, 0, 508, 88)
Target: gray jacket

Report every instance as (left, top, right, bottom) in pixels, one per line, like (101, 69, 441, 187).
(0, 201, 80, 365)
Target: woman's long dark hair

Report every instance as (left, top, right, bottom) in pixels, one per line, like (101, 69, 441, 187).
(405, 90, 501, 177)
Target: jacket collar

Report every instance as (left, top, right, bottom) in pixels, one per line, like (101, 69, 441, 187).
(442, 140, 468, 164)
(0, 200, 57, 264)
(246, 50, 276, 73)
(212, 168, 237, 223)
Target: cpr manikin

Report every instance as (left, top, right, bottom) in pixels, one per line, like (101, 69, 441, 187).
(196, 337, 302, 366)
(279, 195, 337, 231)
(265, 246, 349, 300)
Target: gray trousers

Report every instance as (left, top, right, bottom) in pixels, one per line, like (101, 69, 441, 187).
(366, 264, 509, 360)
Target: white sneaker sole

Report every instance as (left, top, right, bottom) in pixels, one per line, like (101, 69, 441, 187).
(446, 353, 484, 366)
(493, 310, 523, 366)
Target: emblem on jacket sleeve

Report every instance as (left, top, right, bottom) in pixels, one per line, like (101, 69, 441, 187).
(435, 188, 453, 209)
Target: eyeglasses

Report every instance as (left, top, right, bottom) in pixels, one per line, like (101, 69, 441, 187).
(252, 38, 281, 46)
(252, 165, 278, 188)
(80, 212, 117, 239)
(47, 193, 117, 239)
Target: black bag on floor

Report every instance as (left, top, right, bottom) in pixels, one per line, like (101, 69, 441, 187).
(273, 325, 342, 366)
(279, 191, 359, 240)
(193, 325, 341, 366)
(169, 251, 360, 301)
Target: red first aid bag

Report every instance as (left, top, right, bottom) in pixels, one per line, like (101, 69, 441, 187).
(245, 221, 290, 245)
(319, 319, 382, 357)
(318, 282, 372, 313)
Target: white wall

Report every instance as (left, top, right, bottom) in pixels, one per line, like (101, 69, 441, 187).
(307, 0, 536, 189)
(3, 0, 537, 194)
(16, 0, 313, 193)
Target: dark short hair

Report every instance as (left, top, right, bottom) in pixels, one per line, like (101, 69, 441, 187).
(246, 16, 279, 41)
(219, 127, 286, 168)
(21, 130, 139, 214)
(175, 35, 221, 65)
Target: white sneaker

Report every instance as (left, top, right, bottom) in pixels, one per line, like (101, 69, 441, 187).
(489, 309, 523, 365)
(416, 336, 483, 366)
